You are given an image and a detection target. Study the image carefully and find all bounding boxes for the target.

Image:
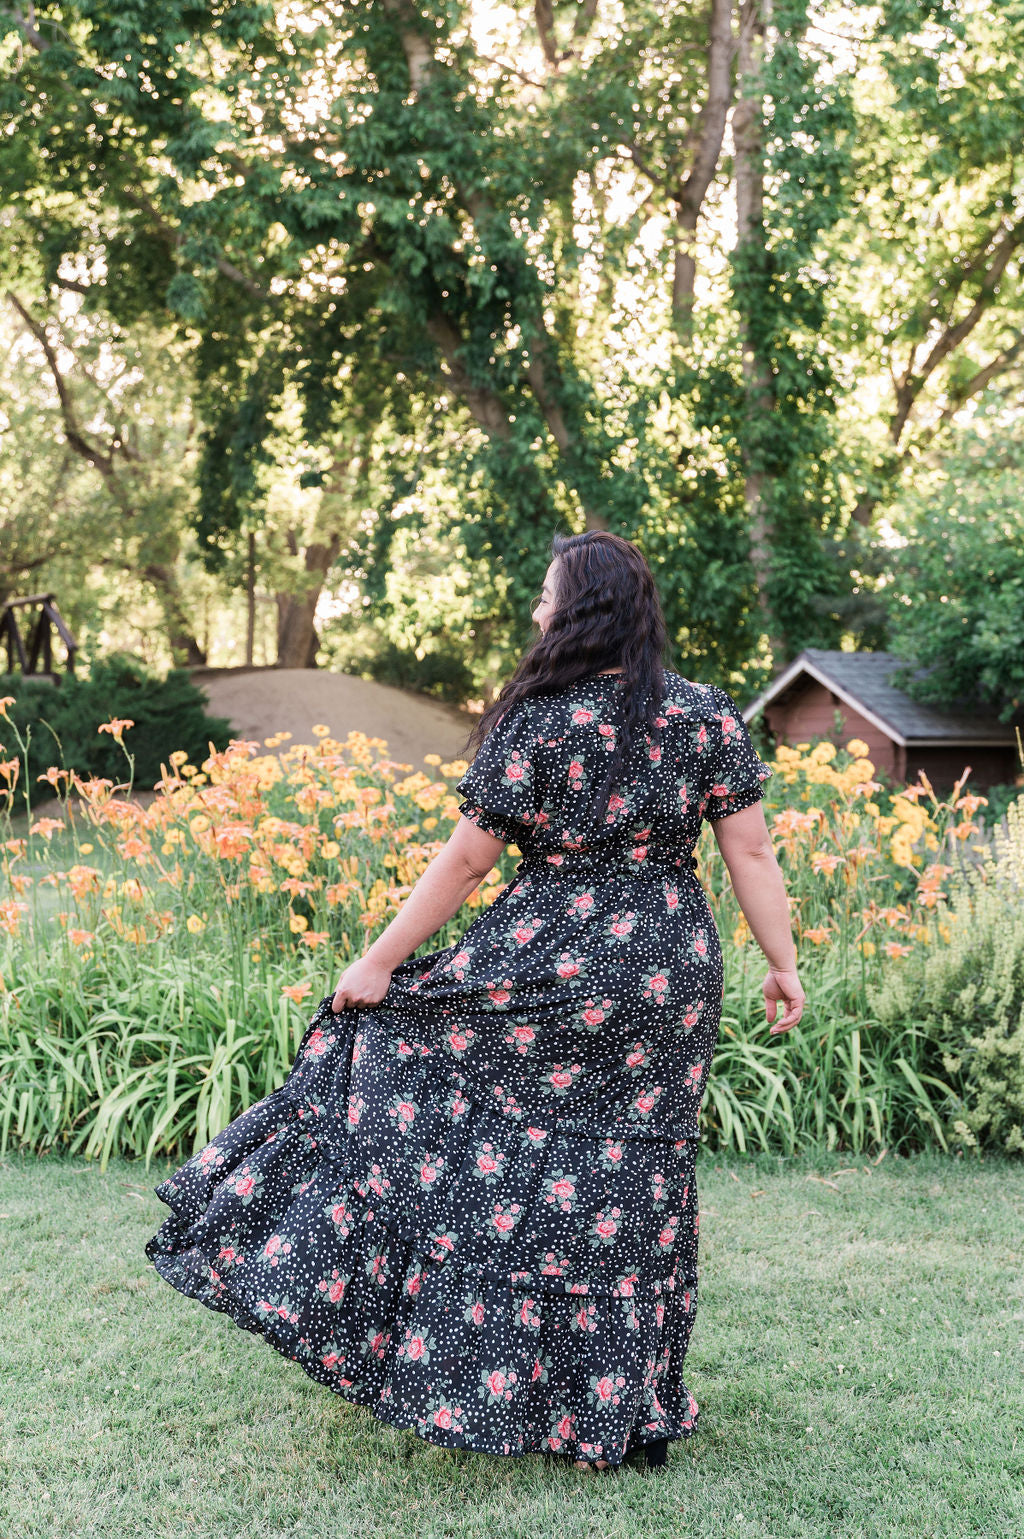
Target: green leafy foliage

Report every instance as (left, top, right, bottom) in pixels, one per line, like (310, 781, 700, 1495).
(0, 656, 234, 794)
(869, 796, 1024, 1155)
(882, 417, 1024, 720)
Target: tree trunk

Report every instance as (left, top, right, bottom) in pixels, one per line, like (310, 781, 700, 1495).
(274, 534, 341, 669)
(733, 0, 783, 656)
(142, 562, 208, 666)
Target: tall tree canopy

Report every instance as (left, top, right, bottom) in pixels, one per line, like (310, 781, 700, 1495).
(2, 0, 1022, 693)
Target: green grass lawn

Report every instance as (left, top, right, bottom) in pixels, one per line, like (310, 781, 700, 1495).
(2, 1146, 1020, 1539)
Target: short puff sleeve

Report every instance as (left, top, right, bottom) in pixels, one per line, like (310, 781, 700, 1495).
(454, 699, 541, 845)
(699, 686, 774, 821)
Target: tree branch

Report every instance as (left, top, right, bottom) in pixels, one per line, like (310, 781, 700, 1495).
(891, 220, 1024, 443)
(672, 0, 737, 336)
(117, 186, 270, 301)
(7, 292, 116, 478)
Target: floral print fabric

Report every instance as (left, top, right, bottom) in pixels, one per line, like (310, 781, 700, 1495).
(145, 670, 773, 1466)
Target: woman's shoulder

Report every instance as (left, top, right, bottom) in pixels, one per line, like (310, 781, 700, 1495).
(660, 669, 728, 721)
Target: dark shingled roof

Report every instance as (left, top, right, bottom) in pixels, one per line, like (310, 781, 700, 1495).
(746, 648, 1020, 745)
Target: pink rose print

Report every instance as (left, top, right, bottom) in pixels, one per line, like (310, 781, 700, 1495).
(543, 1171, 578, 1212)
(487, 978, 514, 1006)
(609, 913, 634, 938)
(579, 997, 612, 1029)
(548, 1062, 582, 1093)
(642, 967, 670, 1003)
(492, 1202, 521, 1235)
(448, 1027, 474, 1055)
(473, 1142, 504, 1182)
(318, 1268, 349, 1304)
(572, 707, 594, 724)
(556, 953, 584, 979)
(568, 760, 585, 790)
(685, 1062, 705, 1091)
(327, 1200, 354, 1238)
(519, 1298, 540, 1329)
(658, 1216, 680, 1249)
(571, 1302, 599, 1333)
(525, 1125, 548, 1143)
(419, 1159, 443, 1185)
(600, 1141, 624, 1168)
(692, 927, 709, 959)
(626, 1043, 647, 1068)
(505, 1023, 536, 1054)
(465, 1299, 485, 1326)
(505, 753, 530, 784)
(347, 1093, 366, 1126)
(365, 1254, 390, 1286)
(589, 1207, 622, 1246)
(230, 1164, 265, 1205)
(388, 1097, 417, 1129)
(262, 1233, 293, 1267)
(478, 1366, 518, 1403)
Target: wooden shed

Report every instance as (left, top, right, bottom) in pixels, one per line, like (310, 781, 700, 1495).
(743, 648, 1024, 792)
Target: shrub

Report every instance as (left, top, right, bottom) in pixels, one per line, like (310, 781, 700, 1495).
(0, 655, 233, 798)
(868, 796, 1024, 1155)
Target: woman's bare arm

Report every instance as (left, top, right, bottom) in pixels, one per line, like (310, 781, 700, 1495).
(332, 817, 507, 1009)
(708, 801, 804, 1031)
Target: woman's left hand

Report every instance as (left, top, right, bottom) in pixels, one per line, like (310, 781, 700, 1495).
(332, 956, 394, 1012)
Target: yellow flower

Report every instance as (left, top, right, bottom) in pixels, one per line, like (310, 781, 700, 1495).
(859, 940, 876, 956)
(289, 912, 309, 934)
(422, 816, 438, 830)
(423, 752, 442, 766)
(732, 915, 751, 946)
(186, 914, 206, 934)
(79, 843, 94, 855)
(321, 841, 341, 859)
(312, 724, 331, 738)
(845, 738, 870, 757)
(169, 750, 189, 768)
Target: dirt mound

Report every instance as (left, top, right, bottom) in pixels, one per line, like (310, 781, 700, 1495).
(195, 668, 478, 769)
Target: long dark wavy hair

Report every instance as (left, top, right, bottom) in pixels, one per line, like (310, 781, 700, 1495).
(462, 531, 672, 827)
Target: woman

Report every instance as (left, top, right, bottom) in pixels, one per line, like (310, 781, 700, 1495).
(145, 530, 804, 1475)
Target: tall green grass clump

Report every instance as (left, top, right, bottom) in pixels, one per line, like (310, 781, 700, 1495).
(869, 795, 1024, 1154)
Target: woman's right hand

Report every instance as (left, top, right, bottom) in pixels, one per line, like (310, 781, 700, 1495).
(763, 968, 805, 1034)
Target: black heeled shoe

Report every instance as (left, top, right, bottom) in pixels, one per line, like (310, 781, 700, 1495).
(621, 1434, 670, 1471)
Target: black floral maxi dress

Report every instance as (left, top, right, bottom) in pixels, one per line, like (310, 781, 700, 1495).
(144, 669, 774, 1467)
